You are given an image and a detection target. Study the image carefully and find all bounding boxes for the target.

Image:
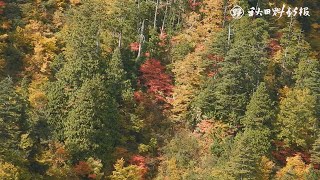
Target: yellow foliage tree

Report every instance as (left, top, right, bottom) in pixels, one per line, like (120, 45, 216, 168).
(0, 161, 32, 180)
(0, 161, 19, 179)
(258, 156, 275, 180)
(156, 158, 181, 180)
(276, 155, 311, 180)
(171, 52, 204, 121)
(110, 158, 142, 180)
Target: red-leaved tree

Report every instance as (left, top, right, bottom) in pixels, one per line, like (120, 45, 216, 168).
(139, 59, 173, 104)
(130, 155, 148, 177)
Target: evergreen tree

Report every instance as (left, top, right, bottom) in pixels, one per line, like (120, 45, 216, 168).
(64, 76, 119, 161)
(294, 58, 320, 118)
(46, 0, 122, 162)
(56, 0, 107, 87)
(0, 77, 25, 161)
(276, 22, 312, 87)
(211, 17, 270, 125)
(46, 81, 67, 141)
(242, 82, 274, 128)
(226, 132, 259, 180)
(311, 134, 320, 165)
(107, 48, 133, 103)
(277, 88, 317, 149)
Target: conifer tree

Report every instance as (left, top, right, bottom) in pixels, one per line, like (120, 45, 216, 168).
(46, 0, 121, 161)
(226, 132, 259, 180)
(276, 22, 312, 87)
(211, 17, 269, 125)
(242, 82, 274, 128)
(277, 88, 317, 149)
(294, 58, 320, 118)
(0, 77, 25, 161)
(64, 76, 119, 161)
(107, 48, 133, 103)
(311, 135, 320, 165)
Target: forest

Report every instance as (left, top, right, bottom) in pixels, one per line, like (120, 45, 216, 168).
(0, 0, 319, 179)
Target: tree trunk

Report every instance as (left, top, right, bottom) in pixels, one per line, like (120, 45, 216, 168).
(153, 0, 159, 29)
(138, 20, 145, 58)
(161, 0, 169, 32)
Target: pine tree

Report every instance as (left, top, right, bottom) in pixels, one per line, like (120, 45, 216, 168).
(277, 88, 317, 149)
(294, 58, 320, 118)
(0, 77, 25, 161)
(242, 82, 274, 128)
(226, 132, 259, 180)
(200, 17, 270, 125)
(107, 47, 133, 103)
(311, 135, 320, 165)
(64, 76, 119, 161)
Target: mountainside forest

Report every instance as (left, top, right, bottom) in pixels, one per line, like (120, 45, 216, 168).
(0, 0, 320, 179)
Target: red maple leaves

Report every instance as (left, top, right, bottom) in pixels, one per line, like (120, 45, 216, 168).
(130, 155, 148, 177)
(130, 42, 140, 51)
(272, 141, 311, 166)
(139, 59, 173, 103)
(74, 161, 92, 177)
(188, 0, 201, 10)
(0, 1, 5, 14)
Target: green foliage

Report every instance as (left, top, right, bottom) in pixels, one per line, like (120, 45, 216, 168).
(0, 77, 26, 161)
(64, 76, 119, 161)
(110, 158, 142, 180)
(0, 0, 319, 178)
(107, 47, 133, 103)
(200, 18, 270, 125)
(242, 82, 274, 128)
(276, 22, 313, 87)
(225, 133, 260, 180)
(294, 58, 320, 117)
(277, 88, 317, 149)
(163, 131, 200, 168)
(311, 135, 320, 165)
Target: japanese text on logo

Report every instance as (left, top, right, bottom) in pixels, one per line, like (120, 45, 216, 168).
(231, 5, 311, 19)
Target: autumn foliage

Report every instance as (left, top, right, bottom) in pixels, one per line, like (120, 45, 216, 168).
(188, 0, 201, 10)
(130, 155, 148, 177)
(74, 161, 92, 177)
(139, 59, 173, 103)
(272, 141, 311, 165)
(130, 42, 140, 51)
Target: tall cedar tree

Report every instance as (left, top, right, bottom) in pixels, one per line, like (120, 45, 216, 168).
(107, 48, 133, 103)
(0, 78, 25, 162)
(277, 88, 317, 149)
(294, 58, 320, 118)
(242, 82, 274, 128)
(47, 0, 120, 161)
(64, 76, 118, 161)
(210, 17, 269, 125)
(311, 134, 320, 165)
(240, 82, 274, 157)
(276, 23, 312, 87)
(226, 131, 260, 180)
